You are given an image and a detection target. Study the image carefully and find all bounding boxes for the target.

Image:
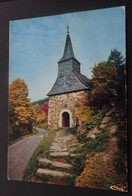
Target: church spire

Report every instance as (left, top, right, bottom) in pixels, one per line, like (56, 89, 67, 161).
(47, 26, 92, 96)
(66, 24, 70, 34)
(58, 25, 79, 63)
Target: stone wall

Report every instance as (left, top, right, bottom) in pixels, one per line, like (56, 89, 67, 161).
(48, 90, 88, 130)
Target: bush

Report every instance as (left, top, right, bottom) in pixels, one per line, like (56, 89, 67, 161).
(85, 132, 110, 153)
(76, 132, 110, 153)
(72, 153, 86, 176)
(19, 123, 33, 135)
(37, 122, 48, 129)
(112, 126, 127, 185)
(113, 152, 127, 185)
(9, 122, 33, 142)
(87, 86, 113, 110)
(75, 153, 117, 189)
(8, 124, 16, 140)
(72, 132, 110, 179)
(9, 123, 21, 140)
(65, 127, 76, 135)
(77, 132, 92, 143)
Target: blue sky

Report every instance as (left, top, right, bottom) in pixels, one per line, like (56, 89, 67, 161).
(9, 6, 125, 102)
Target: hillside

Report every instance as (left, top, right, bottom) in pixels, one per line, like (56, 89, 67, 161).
(32, 97, 49, 107)
(23, 49, 127, 191)
(23, 104, 127, 192)
(74, 105, 127, 191)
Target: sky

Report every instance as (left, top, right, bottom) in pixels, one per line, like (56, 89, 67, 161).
(9, 6, 125, 102)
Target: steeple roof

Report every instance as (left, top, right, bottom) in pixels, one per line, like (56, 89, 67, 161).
(47, 72, 92, 96)
(47, 27, 92, 96)
(58, 32, 79, 63)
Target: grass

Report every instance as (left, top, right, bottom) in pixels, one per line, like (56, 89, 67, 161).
(74, 106, 128, 190)
(112, 125, 128, 186)
(65, 127, 76, 136)
(75, 153, 118, 190)
(22, 109, 127, 189)
(23, 128, 75, 185)
(23, 129, 57, 181)
(71, 132, 110, 178)
(8, 127, 38, 146)
(34, 173, 75, 185)
(85, 132, 110, 153)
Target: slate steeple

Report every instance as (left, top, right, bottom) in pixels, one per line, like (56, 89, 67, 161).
(47, 27, 92, 96)
(58, 25, 79, 64)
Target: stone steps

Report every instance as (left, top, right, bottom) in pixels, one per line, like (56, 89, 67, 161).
(37, 168, 72, 177)
(38, 158, 72, 169)
(50, 146, 68, 152)
(49, 151, 70, 157)
(34, 130, 76, 184)
(38, 158, 51, 167)
(52, 161, 72, 169)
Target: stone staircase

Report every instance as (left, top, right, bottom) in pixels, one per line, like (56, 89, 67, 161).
(35, 130, 77, 184)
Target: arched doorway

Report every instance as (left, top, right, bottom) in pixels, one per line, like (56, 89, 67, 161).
(62, 112, 70, 127)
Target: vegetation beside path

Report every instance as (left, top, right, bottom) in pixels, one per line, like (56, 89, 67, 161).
(22, 49, 127, 191)
(22, 108, 127, 191)
(9, 127, 38, 146)
(23, 129, 56, 181)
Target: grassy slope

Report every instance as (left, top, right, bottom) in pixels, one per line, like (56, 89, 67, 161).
(74, 107, 127, 191)
(23, 129, 56, 181)
(22, 108, 127, 191)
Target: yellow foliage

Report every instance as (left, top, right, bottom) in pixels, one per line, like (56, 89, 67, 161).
(36, 111, 46, 124)
(15, 121, 19, 126)
(9, 78, 35, 126)
(75, 103, 93, 123)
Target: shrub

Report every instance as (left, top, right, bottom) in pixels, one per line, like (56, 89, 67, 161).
(72, 132, 110, 179)
(113, 152, 127, 185)
(9, 123, 21, 140)
(75, 153, 118, 189)
(37, 122, 48, 129)
(65, 127, 76, 135)
(112, 126, 127, 185)
(85, 132, 110, 153)
(72, 153, 86, 176)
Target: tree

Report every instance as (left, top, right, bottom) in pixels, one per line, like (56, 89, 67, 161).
(107, 49, 126, 107)
(107, 49, 125, 68)
(92, 61, 117, 83)
(41, 102, 48, 116)
(34, 102, 48, 126)
(9, 78, 35, 139)
(34, 103, 41, 114)
(36, 111, 46, 124)
(87, 61, 117, 109)
(85, 49, 126, 110)
(75, 102, 94, 124)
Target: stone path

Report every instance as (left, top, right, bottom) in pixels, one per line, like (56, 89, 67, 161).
(35, 107, 118, 185)
(36, 130, 76, 183)
(8, 128, 47, 181)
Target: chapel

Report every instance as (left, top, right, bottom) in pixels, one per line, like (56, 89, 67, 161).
(47, 26, 92, 129)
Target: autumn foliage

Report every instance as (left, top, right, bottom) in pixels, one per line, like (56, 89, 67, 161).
(9, 78, 35, 140)
(74, 49, 127, 190)
(88, 49, 125, 110)
(75, 153, 118, 189)
(34, 102, 48, 126)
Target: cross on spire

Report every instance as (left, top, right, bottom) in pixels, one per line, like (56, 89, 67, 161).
(66, 24, 70, 34)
